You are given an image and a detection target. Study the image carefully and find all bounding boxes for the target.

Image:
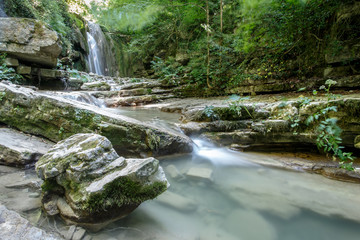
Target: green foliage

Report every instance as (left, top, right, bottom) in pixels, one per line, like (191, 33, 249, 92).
(0, 91, 5, 102)
(67, 68, 91, 82)
(203, 105, 219, 121)
(0, 54, 24, 84)
(227, 95, 253, 119)
(151, 57, 183, 85)
(296, 80, 354, 170)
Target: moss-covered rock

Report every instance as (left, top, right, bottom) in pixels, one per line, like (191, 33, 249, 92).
(0, 82, 193, 156)
(36, 133, 168, 231)
(0, 17, 61, 68)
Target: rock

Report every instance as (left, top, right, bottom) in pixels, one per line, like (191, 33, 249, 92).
(64, 225, 76, 240)
(5, 179, 42, 190)
(0, 82, 193, 156)
(4, 57, 19, 67)
(186, 167, 213, 182)
(324, 66, 353, 78)
(156, 191, 197, 212)
(0, 128, 54, 167)
(224, 209, 277, 240)
(355, 135, 360, 149)
(0, 18, 62, 68)
(0, 204, 61, 240)
(73, 227, 86, 240)
(165, 164, 182, 179)
(44, 195, 60, 216)
(17, 65, 31, 75)
(81, 81, 111, 91)
(29, 192, 41, 198)
(36, 133, 169, 231)
(67, 77, 85, 90)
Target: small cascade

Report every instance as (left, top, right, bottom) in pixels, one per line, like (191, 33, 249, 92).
(192, 138, 257, 166)
(55, 92, 106, 108)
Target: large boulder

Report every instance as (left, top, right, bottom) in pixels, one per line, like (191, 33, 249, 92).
(36, 133, 168, 231)
(0, 82, 193, 156)
(0, 18, 61, 68)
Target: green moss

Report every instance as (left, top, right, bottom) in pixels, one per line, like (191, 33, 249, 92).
(84, 177, 167, 213)
(41, 179, 64, 194)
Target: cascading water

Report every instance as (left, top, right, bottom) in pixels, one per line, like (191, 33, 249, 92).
(86, 22, 107, 76)
(86, 32, 104, 75)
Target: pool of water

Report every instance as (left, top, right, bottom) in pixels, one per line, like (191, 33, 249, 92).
(1, 105, 359, 240)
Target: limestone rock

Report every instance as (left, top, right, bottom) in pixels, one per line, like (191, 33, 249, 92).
(36, 133, 169, 231)
(0, 204, 61, 240)
(0, 128, 54, 167)
(4, 57, 18, 67)
(0, 18, 61, 68)
(0, 82, 193, 156)
(186, 167, 213, 182)
(17, 65, 31, 75)
(81, 81, 111, 91)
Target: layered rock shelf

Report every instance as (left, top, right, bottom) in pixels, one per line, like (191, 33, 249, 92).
(0, 82, 193, 156)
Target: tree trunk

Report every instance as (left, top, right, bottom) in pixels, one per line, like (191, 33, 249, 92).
(206, 0, 212, 89)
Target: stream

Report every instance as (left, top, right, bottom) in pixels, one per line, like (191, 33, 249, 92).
(1, 98, 360, 240)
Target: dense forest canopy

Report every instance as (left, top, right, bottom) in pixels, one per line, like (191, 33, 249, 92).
(3, 0, 359, 95)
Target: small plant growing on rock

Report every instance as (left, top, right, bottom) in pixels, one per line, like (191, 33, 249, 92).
(0, 54, 24, 84)
(0, 91, 5, 101)
(203, 105, 219, 121)
(227, 95, 253, 119)
(298, 80, 354, 170)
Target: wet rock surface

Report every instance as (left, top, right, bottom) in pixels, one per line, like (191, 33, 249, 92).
(0, 127, 54, 167)
(0, 204, 61, 240)
(0, 18, 61, 68)
(36, 133, 169, 231)
(0, 82, 193, 156)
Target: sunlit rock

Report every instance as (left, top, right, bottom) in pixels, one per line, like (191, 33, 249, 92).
(0, 82, 193, 156)
(36, 133, 169, 231)
(0, 18, 61, 68)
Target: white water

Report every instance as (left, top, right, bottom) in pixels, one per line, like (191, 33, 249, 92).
(87, 32, 104, 75)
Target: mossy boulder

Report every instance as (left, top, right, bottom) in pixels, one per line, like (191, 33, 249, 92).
(0, 82, 193, 156)
(0, 18, 61, 68)
(36, 133, 168, 231)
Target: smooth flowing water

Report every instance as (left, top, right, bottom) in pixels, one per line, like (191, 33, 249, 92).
(1, 103, 360, 240)
(87, 31, 104, 75)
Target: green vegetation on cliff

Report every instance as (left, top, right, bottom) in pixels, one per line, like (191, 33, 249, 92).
(89, 0, 359, 95)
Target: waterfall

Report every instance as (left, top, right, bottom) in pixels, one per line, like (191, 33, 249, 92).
(86, 32, 104, 75)
(0, 0, 7, 17)
(86, 22, 107, 76)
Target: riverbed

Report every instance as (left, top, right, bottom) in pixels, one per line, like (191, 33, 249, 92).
(1, 105, 360, 240)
